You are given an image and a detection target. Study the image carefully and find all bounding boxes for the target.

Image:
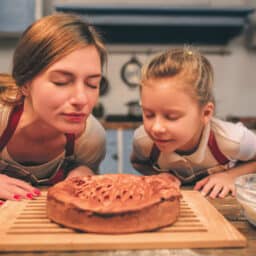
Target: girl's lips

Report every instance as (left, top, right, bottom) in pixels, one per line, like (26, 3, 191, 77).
(154, 138, 175, 145)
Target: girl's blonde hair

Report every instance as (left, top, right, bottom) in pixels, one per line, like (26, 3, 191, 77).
(141, 46, 214, 106)
(0, 13, 107, 105)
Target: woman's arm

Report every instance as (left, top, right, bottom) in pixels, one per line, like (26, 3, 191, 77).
(194, 160, 256, 198)
(0, 174, 40, 202)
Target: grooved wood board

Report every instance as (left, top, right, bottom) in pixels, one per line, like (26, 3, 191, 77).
(0, 191, 246, 251)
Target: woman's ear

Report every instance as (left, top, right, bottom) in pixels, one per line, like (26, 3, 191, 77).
(21, 83, 31, 96)
(202, 102, 214, 125)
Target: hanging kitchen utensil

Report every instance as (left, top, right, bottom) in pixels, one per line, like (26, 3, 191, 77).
(92, 102, 105, 118)
(121, 55, 142, 88)
(99, 75, 110, 96)
(126, 100, 142, 121)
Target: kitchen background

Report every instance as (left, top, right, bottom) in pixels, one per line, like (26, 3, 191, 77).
(0, 0, 256, 174)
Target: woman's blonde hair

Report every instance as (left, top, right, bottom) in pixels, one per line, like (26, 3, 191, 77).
(0, 13, 107, 104)
(141, 46, 214, 106)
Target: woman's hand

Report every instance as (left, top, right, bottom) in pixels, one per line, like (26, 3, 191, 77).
(193, 172, 236, 199)
(0, 174, 40, 204)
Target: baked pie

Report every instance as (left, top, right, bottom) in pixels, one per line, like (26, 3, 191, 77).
(46, 173, 181, 234)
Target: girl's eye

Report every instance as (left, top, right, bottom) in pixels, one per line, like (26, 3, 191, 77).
(143, 112, 154, 119)
(166, 115, 179, 121)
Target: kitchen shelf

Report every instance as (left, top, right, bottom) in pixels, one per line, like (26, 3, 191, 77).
(55, 5, 254, 45)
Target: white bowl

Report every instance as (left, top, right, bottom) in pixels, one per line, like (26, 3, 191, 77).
(235, 174, 256, 226)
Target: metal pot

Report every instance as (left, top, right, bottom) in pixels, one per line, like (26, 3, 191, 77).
(99, 76, 110, 96)
(126, 100, 142, 117)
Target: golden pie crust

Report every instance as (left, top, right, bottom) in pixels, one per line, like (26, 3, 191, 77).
(46, 173, 181, 234)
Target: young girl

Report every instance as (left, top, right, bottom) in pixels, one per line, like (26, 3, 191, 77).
(131, 47, 256, 198)
(0, 13, 107, 203)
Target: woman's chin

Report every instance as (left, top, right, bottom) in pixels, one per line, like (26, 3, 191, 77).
(61, 123, 86, 135)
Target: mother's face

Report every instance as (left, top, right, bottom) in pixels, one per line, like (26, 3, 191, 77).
(24, 45, 102, 135)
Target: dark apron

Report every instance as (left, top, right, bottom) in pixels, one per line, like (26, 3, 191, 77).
(149, 130, 230, 183)
(0, 102, 75, 186)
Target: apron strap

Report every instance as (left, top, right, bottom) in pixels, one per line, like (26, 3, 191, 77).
(64, 133, 75, 157)
(149, 143, 160, 165)
(46, 133, 75, 185)
(208, 130, 229, 165)
(0, 103, 24, 151)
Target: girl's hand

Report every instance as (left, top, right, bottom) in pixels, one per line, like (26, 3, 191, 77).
(193, 172, 236, 199)
(66, 166, 94, 179)
(0, 174, 40, 202)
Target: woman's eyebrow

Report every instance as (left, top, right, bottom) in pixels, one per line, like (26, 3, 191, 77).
(49, 70, 73, 78)
(87, 74, 102, 79)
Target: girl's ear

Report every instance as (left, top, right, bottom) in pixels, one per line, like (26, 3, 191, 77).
(202, 102, 214, 125)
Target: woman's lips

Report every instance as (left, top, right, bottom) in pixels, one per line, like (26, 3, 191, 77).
(62, 113, 86, 122)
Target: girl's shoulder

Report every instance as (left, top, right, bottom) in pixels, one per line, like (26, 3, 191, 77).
(133, 125, 154, 158)
(211, 117, 250, 142)
(210, 118, 256, 160)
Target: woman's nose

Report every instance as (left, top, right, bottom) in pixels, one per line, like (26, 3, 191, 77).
(71, 83, 89, 105)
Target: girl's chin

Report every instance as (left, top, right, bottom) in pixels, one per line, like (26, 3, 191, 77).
(155, 143, 176, 153)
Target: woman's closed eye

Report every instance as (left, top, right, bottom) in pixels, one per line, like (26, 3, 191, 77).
(52, 80, 72, 86)
(86, 77, 101, 89)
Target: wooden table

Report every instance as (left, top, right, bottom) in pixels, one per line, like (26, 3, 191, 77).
(0, 190, 255, 256)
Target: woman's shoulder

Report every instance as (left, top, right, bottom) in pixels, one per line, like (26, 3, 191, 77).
(0, 103, 13, 136)
(75, 114, 106, 147)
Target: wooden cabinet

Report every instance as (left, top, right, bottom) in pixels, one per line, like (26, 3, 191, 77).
(100, 127, 141, 175)
(0, 0, 36, 37)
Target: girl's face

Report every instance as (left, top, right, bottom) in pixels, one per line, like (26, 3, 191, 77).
(24, 45, 102, 135)
(141, 77, 213, 154)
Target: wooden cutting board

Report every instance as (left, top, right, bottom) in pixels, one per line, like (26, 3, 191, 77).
(0, 190, 246, 251)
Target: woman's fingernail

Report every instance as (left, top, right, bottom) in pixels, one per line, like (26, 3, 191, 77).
(33, 189, 41, 196)
(13, 194, 22, 200)
(201, 191, 206, 197)
(26, 193, 34, 199)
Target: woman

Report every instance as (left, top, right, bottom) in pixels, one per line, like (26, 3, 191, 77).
(0, 13, 107, 203)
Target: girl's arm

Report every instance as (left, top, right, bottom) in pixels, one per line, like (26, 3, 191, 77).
(194, 160, 256, 198)
(131, 152, 181, 187)
(130, 152, 159, 175)
(67, 165, 94, 178)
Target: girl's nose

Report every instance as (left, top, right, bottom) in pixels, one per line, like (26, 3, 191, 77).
(151, 118, 166, 134)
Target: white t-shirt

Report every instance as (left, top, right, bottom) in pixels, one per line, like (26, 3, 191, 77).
(132, 118, 256, 183)
(0, 104, 106, 179)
